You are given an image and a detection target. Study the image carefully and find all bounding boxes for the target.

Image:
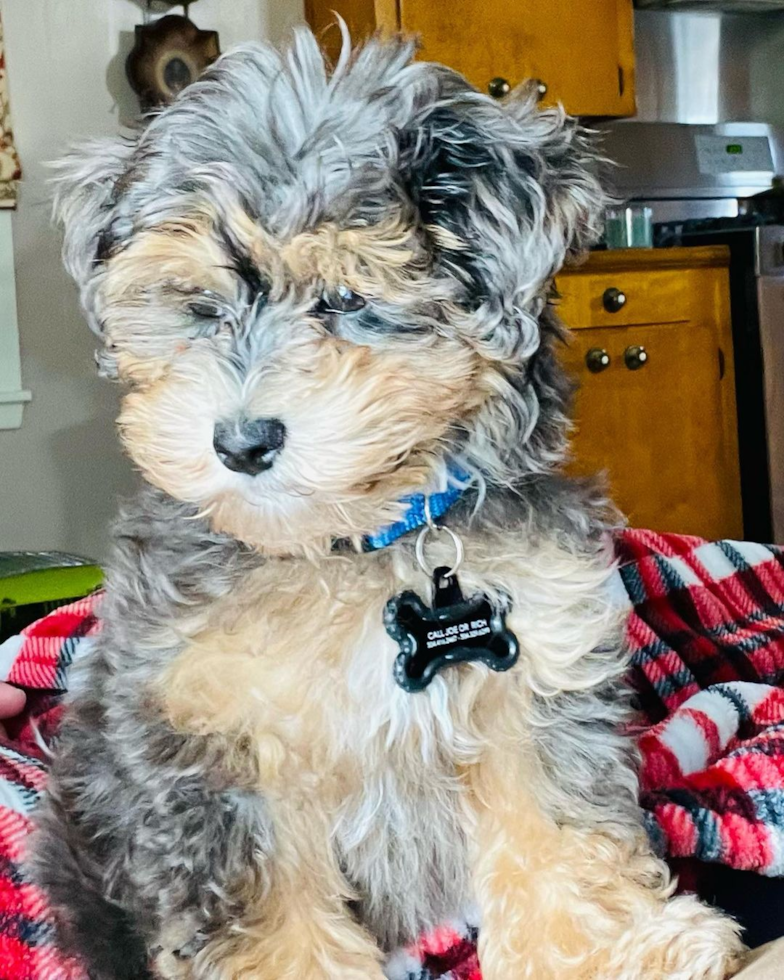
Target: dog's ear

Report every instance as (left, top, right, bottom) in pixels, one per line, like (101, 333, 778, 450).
(398, 82, 604, 476)
(399, 83, 604, 337)
(52, 137, 138, 325)
(499, 85, 606, 262)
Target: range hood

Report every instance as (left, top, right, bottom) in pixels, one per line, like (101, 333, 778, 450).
(635, 1, 784, 10)
(623, 9, 784, 124)
(600, 7, 784, 209)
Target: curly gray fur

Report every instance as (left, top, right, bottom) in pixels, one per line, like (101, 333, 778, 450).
(27, 27, 673, 980)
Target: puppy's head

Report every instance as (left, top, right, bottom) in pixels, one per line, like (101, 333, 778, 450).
(56, 30, 603, 555)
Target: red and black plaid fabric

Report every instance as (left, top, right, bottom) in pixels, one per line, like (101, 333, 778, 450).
(2, 530, 784, 979)
(620, 530, 784, 723)
(619, 531, 784, 880)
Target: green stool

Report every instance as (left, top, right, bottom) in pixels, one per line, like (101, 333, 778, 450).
(0, 552, 103, 643)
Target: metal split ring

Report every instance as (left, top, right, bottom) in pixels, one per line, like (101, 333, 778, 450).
(415, 523, 464, 579)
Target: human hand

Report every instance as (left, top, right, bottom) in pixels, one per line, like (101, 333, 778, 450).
(0, 683, 26, 738)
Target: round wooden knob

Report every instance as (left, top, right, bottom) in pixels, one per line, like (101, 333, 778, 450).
(602, 287, 627, 313)
(585, 347, 611, 373)
(488, 77, 511, 99)
(624, 345, 648, 370)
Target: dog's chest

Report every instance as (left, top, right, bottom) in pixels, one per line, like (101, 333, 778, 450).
(163, 535, 620, 789)
(160, 534, 621, 943)
(163, 551, 515, 787)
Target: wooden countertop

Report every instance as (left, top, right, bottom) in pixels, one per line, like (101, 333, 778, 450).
(560, 245, 731, 275)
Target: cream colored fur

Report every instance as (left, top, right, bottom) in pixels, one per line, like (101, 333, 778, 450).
(158, 527, 744, 980)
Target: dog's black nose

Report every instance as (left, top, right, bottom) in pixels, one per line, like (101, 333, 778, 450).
(213, 417, 286, 476)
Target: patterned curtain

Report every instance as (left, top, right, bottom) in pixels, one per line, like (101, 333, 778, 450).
(0, 9, 20, 209)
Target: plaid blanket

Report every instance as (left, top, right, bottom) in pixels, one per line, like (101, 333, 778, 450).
(2, 530, 784, 979)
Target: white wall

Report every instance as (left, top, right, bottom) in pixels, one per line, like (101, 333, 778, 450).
(0, 0, 304, 560)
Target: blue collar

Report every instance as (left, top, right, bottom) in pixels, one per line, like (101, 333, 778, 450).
(364, 466, 470, 551)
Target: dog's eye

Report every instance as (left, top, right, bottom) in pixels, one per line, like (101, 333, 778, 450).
(185, 298, 232, 339)
(187, 300, 223, 319)
(316, 285, 366, 315)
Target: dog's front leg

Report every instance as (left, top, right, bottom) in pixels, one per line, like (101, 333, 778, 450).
(199, 800, 386, 980)
(468, 753, 744, 980)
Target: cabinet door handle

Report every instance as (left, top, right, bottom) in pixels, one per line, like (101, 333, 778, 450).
(491, 77, 546, 100)
(718, 347, 726, 380)
(488, 77, 511, 99)
(585, 347, 611, 373)
(603, 287, 627, 313)
(624, 345, 648, 370)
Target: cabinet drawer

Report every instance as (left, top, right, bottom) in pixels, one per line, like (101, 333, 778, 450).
(555, 268, 692, 329)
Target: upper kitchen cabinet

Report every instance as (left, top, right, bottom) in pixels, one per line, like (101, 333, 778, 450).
(304, 0, 636, 117)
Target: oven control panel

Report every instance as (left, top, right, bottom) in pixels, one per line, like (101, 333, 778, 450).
(696, 135, 774, 176)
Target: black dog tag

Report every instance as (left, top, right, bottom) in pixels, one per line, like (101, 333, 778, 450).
(384, 567, 520, 693)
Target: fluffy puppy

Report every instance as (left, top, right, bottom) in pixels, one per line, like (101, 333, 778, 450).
(32, 28, 744, 980)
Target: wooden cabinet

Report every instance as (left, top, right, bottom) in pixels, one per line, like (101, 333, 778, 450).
(304, 0, 635, 117)
(556, 247, 743, 540)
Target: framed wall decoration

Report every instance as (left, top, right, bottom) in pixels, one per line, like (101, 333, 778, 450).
(0, 10, 21, 209)
(126, 3, 220, 111)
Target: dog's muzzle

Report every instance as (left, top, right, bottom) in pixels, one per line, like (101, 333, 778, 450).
(213, 417, 286, 476)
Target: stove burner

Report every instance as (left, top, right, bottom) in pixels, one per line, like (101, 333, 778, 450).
(655, 214, 780, 247)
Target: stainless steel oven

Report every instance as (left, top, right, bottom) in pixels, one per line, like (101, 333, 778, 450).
(649, 219, 784, 543)
(757, 226, 784, 540)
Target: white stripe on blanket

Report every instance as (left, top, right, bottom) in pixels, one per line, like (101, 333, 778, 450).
(693, 541, 773, 582)
(0, 635, 23, 682)
(663, 556, 702, 587)
(658, 682, 776, 776)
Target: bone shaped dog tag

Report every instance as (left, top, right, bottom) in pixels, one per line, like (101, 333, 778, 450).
(384, 566, 520, 693)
